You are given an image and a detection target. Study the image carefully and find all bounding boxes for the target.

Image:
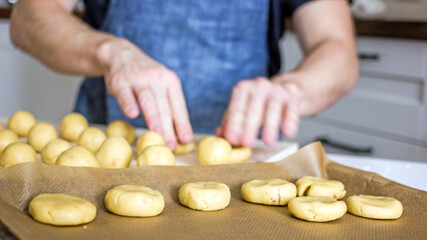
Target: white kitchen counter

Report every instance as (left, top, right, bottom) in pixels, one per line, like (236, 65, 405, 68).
(328, 153, 427, 192)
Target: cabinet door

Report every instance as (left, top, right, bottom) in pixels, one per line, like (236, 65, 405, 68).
(320, 73, 424, 140)
(280, 33, 427, 142)
(296, 119, 427, 163)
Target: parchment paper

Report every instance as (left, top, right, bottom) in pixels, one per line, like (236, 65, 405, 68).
(0, 142, 426, 240)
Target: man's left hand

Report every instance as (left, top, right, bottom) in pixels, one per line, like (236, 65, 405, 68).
(216, 77, 300, 147)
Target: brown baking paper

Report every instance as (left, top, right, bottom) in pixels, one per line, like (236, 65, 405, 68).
(0, 142, 426, 240)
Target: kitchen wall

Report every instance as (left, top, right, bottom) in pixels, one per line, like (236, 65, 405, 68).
(0, 20, 81, 122)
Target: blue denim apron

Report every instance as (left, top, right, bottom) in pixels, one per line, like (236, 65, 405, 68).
(75, 0, 270, 134)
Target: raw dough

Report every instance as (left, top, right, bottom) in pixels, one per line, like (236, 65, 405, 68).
(7, 110, 36, 137)
(296, 176, 346, 199)
(230, 147, 252, 163)
(40, 139, 72, 164)
(77, 127, 106, 153)
(179, 182, 231, 211)
(197, 136, 232, 165)
(0, 142, 37, 168)
(288, 196, 347, 222)
(29, 193, 96, 226)
(96, 136, 132, 168)
(60, 113, 88, 142)
(136, 131, 165, 156)
(106, 120, 135, 144)
(27, 122, 58, 152)
(137, 145, 175, 166)
(241, 179, 296, 205)
(174, 142, 196, 155)
(346, 195, 403, 219)
(0, 129, 19, 155)
(0, 122, 3, 130)
(105, 185, 165, 217)
(56, 146, 100, 167)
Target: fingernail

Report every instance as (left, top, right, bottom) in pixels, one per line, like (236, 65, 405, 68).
(242, 137, 255, 148)
(286, 125, 296, 139)
(152, 125, 162, 134)
(166, 140, 176, 149)
(179, 133, 191, 143)
(225, 131, 239, 145)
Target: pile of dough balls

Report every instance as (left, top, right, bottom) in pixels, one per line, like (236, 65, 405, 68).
(0, 110, 39, 168)
(1, 110, 256, 169)
(197, 136, 252, 165)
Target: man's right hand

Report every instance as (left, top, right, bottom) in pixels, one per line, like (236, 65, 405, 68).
(96, 39, 193, 150)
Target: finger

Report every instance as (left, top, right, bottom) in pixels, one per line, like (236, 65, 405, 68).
(167, 72, 194, 144)
(216, 111, 228, 137)
(216, 126, 224, 137)
(281, 84, 300, 139)
(241, 78, 271, 147)
(223, 81, 250, 146)
(106, 76, 140, 119)
(262, 84, 286, 145)
(116, 86, 140, 119)
(150, 73, 177, 150)
(136, 88, 163, 135)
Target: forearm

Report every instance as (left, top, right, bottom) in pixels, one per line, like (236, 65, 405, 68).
(10, 0, 120, 76)
(273, 38, 358, 117)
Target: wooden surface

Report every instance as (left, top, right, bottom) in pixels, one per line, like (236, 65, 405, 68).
(354, 20, 427, 40)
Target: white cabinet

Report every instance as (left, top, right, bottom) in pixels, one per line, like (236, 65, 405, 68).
(0, 20, 82, 122)
(280, 32, 427, 162)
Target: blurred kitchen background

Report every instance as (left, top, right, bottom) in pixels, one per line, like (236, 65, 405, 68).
(0, 0, 427, 162)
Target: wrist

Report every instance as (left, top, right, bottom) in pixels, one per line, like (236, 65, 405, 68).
(95, 37, 133, 70)
(272, 72, 308, 117)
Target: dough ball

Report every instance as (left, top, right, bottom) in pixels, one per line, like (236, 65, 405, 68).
(60, 113, 88, 142)
(77, 127, 106, 153)
(136, 131, 165, 156)
(27, 122, 58, 152)
(174, 142, 196, 155)
(0, 142, 37, 168)
(7, 110, 36, 137)
(41, 139, 72, 164)
(0, 129, 20, 155)
(137, 145, 175, 166)
(96, 136, 132, 168)
(230, 147, 252, 163)
(296, 176, 346, 199)
(288, 196, 347, 222)
(106, 120, 135, 144)
(346, 195, 403, 219)
(179, 182, 231, 211)
(29, 193, 96, 226)
(241, 179, 296, 205)
(56, 146, 100, 167)
(197, 136, 232, 165)
(105, 185, 165, 217)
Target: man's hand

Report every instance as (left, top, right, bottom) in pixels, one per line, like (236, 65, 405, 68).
(96, 39, 193, 150)
(217, 77, 300, 148)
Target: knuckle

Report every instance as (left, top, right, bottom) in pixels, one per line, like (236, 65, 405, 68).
(138, 91, 152, 106)
(165, 70, 180, 83)
(235, 80, 251, 91)
(143, 66, 162, 79)
(108, 76, 125, 95)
